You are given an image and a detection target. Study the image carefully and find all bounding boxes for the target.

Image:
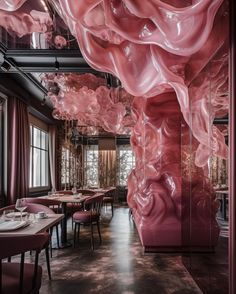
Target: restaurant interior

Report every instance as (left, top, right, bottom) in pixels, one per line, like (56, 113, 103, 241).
(0, 0, 235, 293)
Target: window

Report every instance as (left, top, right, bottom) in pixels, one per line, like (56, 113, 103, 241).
(61, 146, 70, 185)
(29, 125, 49, 189)
(117, 145, 135, 186)
(61, 146, 80, 187)
(84, 145, 99, 187)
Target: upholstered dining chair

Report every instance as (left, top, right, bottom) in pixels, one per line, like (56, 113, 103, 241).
(0, 203, 57, 280)
(77, 189, 96, 195)
(0, 232, 50, 294)
(23, 198, 61, 250)
(56, 190, 73, 195)
(72, 194, 104, 250)
(56, 190, 83, 229)
(102, 196, 114, 216)
(23, 197, 61, 213)
(23, 202, 60, 268)
(102, 189, 116, 217)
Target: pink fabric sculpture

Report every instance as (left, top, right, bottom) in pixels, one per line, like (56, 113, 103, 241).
(43, 73, 134, 135)
(0, 0, 229, 249)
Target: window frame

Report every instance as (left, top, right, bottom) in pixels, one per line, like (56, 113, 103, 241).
(29, 123, 49, 192)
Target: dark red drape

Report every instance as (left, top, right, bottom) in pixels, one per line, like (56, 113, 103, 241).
(7, 97, 30, 204)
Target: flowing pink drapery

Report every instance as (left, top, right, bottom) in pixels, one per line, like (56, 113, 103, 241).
(7, 97, 30, 204)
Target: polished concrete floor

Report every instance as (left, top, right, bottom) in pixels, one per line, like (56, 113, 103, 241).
(39, 206, 203, 294)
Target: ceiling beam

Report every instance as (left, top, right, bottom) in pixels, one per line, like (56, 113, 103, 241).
(3, 49, 100, 73)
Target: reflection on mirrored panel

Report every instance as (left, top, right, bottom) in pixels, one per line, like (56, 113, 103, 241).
(181, 39, 229, 293)
(0, 0, 80, 50)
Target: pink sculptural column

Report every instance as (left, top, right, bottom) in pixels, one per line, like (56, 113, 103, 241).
(128, 92, 220, 251)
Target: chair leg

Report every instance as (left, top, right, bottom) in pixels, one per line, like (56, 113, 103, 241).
(111, 202, 114, 216)
(97, 221, 102, 245)
(56, 225, 60, 249)
(77, 223, 80, 244)
(90, 222, 94, 250)
(45, 246, 52, 280)
(49, 228, 53, 258)
(73, 223, 77, 248)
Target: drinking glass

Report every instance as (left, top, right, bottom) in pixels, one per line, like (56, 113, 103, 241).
(3, 210, 15, 222)
(48, 191, 53, 197)
(51, 187, 56, 195)
(15, 199, 27, 221)
(72, 187, 77, 195)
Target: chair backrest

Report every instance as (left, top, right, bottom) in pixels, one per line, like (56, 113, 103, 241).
(23, 198, 61, 213)
(56, 190, 73, 195)
(0, 233, 49, 259)
(84, 194, 104, 215)
(0, 233, 49, 294)
(77, 189, 96, 195)
(24, 203, 55, 214)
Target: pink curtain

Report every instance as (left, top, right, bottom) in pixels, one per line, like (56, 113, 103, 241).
(99, 150, 116, 188)
(49, 125, 57, 190)
(7, 97, 30, 204)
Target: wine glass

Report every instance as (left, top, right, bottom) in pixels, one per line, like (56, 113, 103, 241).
(15, 199, 27, 222)
(51, 187, 56, 195)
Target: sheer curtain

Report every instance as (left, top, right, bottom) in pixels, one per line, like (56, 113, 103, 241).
(7, 97, 30, 204)
(49, 125, 57, 190)
(99, 150, 116, 187)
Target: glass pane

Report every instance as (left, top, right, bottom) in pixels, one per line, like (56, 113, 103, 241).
(85, 145, 99, 187)
(41, 131, 47, 150)
(33, 148, 40, 187)
(33, 127, 41, 148)
(117, 145, 135, 186)
(41, 150, 48, 186)
(29, 147, 32, 188)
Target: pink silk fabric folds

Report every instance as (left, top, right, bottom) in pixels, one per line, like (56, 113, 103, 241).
(0, 0, 229, 248)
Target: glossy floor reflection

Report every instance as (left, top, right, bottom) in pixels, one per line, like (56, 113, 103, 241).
(39, 206, 202, 294)
(183, 216, 228, 294)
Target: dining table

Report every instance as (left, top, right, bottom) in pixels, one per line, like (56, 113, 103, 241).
(0, 213, 64, 236)
(39, 193, 100, 247)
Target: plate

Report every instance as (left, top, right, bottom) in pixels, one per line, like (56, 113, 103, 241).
(7, 212, 27, 218)
(0, 220, 29, 231)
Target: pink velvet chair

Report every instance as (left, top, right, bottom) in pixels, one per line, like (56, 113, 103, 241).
(56, 190, 73, 195)
(0, 203, 57, 280)
(23, 203, 61, 268)
(23, 198, 61, 250)
(72, 194, 103, 250)
(0, 232, 50, 294)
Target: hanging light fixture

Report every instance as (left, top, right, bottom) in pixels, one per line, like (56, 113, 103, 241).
(55, 57, 59, 71)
